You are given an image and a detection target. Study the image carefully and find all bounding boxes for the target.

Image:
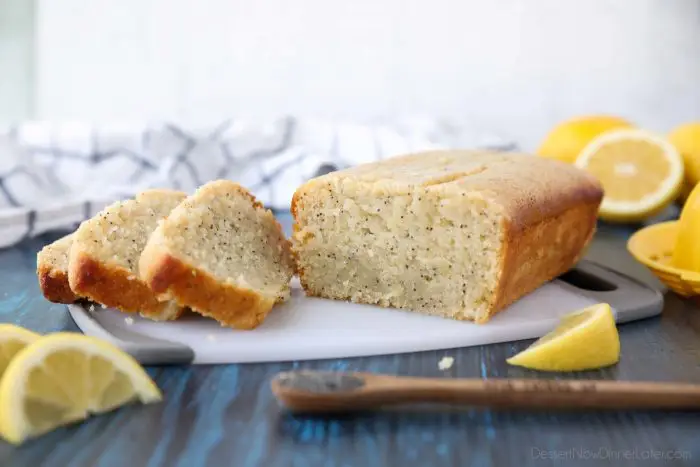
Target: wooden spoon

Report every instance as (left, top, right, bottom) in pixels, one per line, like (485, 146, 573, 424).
(271, 371, 700, 413)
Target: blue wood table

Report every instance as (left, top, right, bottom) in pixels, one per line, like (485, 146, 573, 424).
(1, 214, 699, 467)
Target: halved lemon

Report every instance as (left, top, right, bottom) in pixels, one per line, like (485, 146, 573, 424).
(506, 303, 620, 372)
(0, 325, 41, 377)
(574, 129, 684, 223)
(537, 115, 633, 164)
(0, 333, 161, 445)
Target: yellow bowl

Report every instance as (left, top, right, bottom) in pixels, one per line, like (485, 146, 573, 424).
(627, 221, 700, 299)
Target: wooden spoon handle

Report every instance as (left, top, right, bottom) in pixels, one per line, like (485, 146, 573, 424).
(271, 371, 700, 413)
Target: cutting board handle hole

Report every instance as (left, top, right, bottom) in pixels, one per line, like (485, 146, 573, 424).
(558, 269, 618, 292)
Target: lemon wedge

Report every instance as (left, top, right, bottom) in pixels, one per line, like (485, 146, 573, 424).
(672, 183, 700, 272)
(506, 303, 620, 372)
(0, 325, 41, 378)
(0, 333, 161, 445)
(574, 129, 684, 223)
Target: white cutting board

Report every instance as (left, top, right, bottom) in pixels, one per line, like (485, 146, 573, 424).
(69, 261, 663, 364)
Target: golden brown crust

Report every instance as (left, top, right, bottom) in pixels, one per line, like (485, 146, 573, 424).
(473, 156, 604, 233)
(68, 248, 184, 320)
(140, 241, 275, 330)
(479, 157, 604, 323)
(37, 265, 78, 304)
(290, 189, 301, 219)
(484, 200, 600, 323)
(197, 179, 266, 210)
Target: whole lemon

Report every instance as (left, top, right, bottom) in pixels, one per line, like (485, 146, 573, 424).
(537, 115, 634, 164)
(668, 122, 700, 203)
(672, 182, 700, 272)
(678, 182, 695, 204)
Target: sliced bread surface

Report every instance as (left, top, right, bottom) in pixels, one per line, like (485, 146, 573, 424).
(37, 233, 79, 304)
(139, 180, 295, 330)
(68, 189, 187, 321)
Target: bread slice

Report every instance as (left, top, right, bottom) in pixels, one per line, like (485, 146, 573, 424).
(68, 189, 188, 321)
(291, 150, 603, 323)
(139, 180, 295, 330)
(37, 233, 79, 304)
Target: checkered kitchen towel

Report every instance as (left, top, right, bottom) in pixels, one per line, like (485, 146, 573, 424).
(0, 117, 516, 248)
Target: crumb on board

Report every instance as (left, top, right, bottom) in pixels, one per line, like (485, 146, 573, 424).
(438, 356, 454, 371)
(88, 304, 95, 312)
(124, 316, 134, 326)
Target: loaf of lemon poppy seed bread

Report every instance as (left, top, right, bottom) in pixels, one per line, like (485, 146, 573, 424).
(291, 150, 603, 323)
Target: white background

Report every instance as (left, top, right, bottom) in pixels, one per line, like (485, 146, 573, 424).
(0, 0, 34, 122)
(2, 0, 700, 150)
